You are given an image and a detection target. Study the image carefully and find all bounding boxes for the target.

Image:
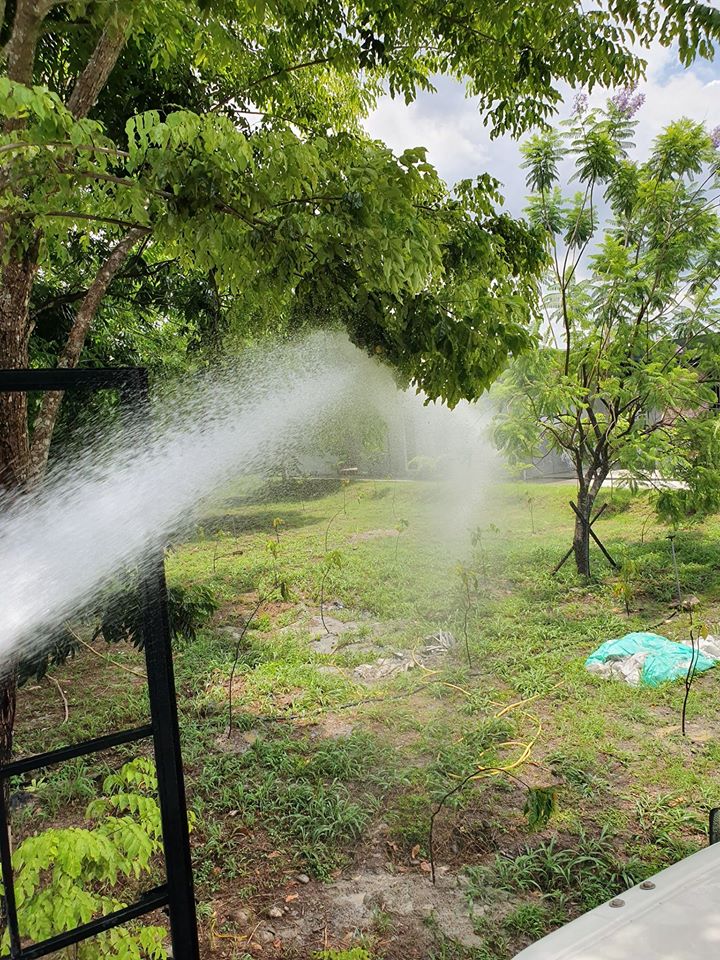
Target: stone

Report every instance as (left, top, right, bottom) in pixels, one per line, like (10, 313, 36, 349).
(353, 655, 413, 683)
(267, 906, 284, 920)
(296, 873, 310, 884)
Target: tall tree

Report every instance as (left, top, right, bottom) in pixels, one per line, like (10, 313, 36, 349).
(494, 97, 720, 576)
(3, 0, 720, 487)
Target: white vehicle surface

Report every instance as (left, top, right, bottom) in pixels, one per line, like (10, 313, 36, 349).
(513, 841, 720, 960)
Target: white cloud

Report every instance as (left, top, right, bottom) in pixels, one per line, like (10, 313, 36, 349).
(364, 77, 493, 188)
(364, 42, 720, 216)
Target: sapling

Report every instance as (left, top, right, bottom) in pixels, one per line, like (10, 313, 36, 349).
(272, 516, 285, 543)
(227, 595, 265, 734)
(613, 559, 638, 616)
(471, 524, 498, 580)
(395, 518, 409, 564)
(526, 494, 536, 534)
(324, 507, 343, 552)
(319, 550, 344, 634)
(456, 563, 478, 670)
(667, 534, 682, 606)
(0, 759, 172, 958)
(429, 768, 555, 883)
(265, 518, 293, 598)
(266, 538, 281, 587)
(681, 608, 699, 738)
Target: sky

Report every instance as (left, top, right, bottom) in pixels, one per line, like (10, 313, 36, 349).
(364, 41, 720, 217)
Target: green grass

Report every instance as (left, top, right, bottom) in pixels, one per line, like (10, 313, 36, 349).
(11, 477, 720, 959)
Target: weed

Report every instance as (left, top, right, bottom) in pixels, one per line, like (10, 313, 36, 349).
(467, 829, 647, 913)
(633, 792, 706, 859)
(371, 907, 394, 935)
(15, 478, 720, 955)
(502, 901, 566, 940)
(34, 757, 97, 817)
(547, 750, 603, 797)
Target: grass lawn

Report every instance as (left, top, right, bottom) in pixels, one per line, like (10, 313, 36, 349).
(11, 477, 720, 960)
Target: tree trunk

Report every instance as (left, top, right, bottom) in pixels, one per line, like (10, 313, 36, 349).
(572, 461, 611, 578)
(3, 0, 54, 87)
(0, 248, 38, 764)
(66, 14, 130, 119)
(572, 488, 593, 578)
(27, 228, 147, 483)
(0, 0, 130, 772)
(0, 671, 17, 766)
(0, 249, 37, 489)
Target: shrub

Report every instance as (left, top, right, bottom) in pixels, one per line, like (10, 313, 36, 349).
(1, 759, 171, 958)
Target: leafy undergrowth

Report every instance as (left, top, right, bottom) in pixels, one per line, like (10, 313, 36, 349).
(10, 478, 720, 959)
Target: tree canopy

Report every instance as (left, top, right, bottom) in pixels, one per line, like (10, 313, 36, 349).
(494, 97, 720, 575)
(3, 0, 720, 486)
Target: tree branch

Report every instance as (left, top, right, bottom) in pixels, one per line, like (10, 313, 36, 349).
(67, 12, 131, 119)
(2, 0, 54, 86)
(39, 210, 151, 231)
(211, 55, 335, 112)
(27, 228, 147, 482)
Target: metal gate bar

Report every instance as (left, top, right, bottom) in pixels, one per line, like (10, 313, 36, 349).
(0, 367, 199, 960)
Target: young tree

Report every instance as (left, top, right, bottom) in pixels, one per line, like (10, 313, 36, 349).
(494, 96, 720, 576)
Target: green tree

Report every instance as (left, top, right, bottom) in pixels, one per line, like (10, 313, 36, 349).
(494, 96, 720, 576)
(3, 0, 720, 488)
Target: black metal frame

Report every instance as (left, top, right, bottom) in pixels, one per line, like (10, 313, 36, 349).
(0, 368, 199, 960)
(709, 807, 720, 846)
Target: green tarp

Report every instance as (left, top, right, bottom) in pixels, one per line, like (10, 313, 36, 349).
(585, 631, 716, 687)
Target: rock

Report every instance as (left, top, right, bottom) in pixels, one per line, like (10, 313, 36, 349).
(308, 615, 352, 637)
(231, 907, 251, 926)
(395, 899, 415, 917)
(670, 594, 700, 610)
(315, 665, 344, 677)
(296, 873, 310, 884)
(259, 929, 275, 944)
(309, 634, 339, 654)
(354, 655, 413, 683)
(267, 906, 284, 920)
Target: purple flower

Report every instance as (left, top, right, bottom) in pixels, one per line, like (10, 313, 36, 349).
(572, 92, 588, 117)
(711, 126, 720, 150)
(609, 83, 645, 119)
